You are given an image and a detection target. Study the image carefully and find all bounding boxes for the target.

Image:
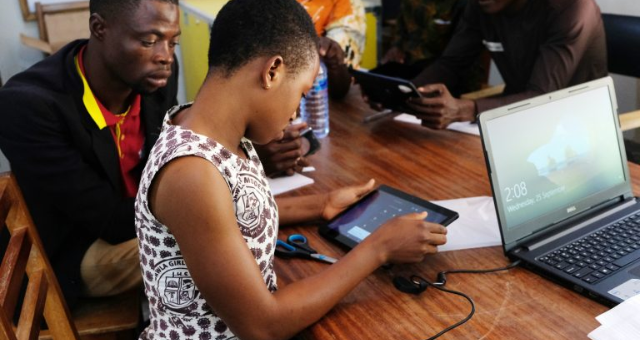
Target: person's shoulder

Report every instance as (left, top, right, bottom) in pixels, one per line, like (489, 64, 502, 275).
(1, 40, 84, 104)
(546, 0, 599, 14)
(544, 0, 601, 29)
(0, 76, 60, 114)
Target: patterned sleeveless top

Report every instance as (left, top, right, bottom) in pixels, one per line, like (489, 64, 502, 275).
(135, 104, 279, 340)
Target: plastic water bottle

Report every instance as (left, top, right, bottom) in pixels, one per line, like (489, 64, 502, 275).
(300, 61, 329, 138)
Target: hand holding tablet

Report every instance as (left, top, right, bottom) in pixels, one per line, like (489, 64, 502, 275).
(352, 69, 442, 118)
(319, 185, 458, 250)
(351, 69, 423, 114)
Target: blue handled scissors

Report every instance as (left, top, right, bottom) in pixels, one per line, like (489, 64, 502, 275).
(275, 234, 337, 264)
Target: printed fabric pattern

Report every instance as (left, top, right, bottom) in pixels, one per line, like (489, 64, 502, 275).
(298, 0, 366, 67)
(135, 103, 279, 340)
(392, 0, 485, 93)
(392, 0, 466, 63)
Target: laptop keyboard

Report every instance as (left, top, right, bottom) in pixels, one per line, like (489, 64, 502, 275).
(537, 213, 640, 284)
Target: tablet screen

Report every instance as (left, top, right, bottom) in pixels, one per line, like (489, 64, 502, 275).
(320, 185, 458, 249)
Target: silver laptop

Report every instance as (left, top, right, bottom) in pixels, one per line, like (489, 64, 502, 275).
(479, 76, 640, 306)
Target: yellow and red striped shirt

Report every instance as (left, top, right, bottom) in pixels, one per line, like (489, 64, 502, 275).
(75, 45, 145, 198)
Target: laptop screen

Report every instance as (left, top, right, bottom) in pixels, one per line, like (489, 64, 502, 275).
(480, 78, 631, 248)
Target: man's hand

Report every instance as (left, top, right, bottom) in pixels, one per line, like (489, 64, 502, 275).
(255, 122, 310, 177)
(382, 46, 406, 64)
(318, 37, 351, 99)
(406, 83, 477, 130)
(318, 37, 346, 69)
(359, 85, 386, 112)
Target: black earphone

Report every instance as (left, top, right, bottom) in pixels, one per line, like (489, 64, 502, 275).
(392, 276, 427, 294)
(392, 275, 444, 295)
(391, 260, 521, 340)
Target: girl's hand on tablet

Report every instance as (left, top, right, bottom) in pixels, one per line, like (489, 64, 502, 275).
(364, 212, 448, 264)
(321, 179, 376, 221)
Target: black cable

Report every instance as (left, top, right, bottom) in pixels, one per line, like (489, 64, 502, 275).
(409, 275, 475, 340)
(435, 260, 522, 286)
(401, 260, 522, 340)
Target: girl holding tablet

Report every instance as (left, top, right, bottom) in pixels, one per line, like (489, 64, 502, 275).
(135, 0, 447, 339)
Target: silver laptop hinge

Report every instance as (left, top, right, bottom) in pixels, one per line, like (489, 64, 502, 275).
(525, 198, 637, 251)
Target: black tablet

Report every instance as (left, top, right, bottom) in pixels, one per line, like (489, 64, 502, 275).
(351, 69, 421, 113)
(319, 185, 459, 249)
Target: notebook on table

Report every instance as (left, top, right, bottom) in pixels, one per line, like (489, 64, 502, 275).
(479, 76, 640, 306)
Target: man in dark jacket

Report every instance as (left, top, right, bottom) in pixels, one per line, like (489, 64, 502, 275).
(0, 0, 180, 307)
(407, 0, 607, 129)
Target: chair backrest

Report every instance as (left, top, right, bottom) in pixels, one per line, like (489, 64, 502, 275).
(0, 172, 80, 340)
(35, 1, 90, 53)
(602, 13, 640, 78)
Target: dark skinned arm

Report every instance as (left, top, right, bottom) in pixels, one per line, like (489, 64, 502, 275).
(318, 37, 351, 100)
(151, 158, 448, 340)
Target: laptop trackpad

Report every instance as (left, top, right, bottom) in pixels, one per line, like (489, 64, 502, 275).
(608, 269, 640, 300)
(629, 265, 640, 278)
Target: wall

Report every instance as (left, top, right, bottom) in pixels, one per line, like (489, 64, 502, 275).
(0, 0, 42, 172)
(595, 0, 640, 16)
(0, 151, 9, 173)
(0, 0, 45, 82)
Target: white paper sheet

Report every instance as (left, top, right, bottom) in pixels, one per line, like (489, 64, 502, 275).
(447, 121, 480, 136)
(432, 196, 502, 252)
(393, 113, 421, 124)
(393, 113, 480, 136)
(589, 293, 640, 340)
(267, 173, 314, 196)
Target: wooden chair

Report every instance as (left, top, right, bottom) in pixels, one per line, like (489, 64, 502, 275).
(38, 290, 139, 340)
(20, 1, 90, 55)
(0, 172, 141, 340)
(0, 172, 79, 339)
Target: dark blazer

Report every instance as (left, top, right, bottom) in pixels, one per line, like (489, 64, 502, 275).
(0, 39, 178, 305)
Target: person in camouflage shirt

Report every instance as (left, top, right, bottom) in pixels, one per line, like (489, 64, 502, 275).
(382, 0, 485, 96)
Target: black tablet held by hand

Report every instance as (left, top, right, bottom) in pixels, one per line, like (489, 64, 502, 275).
(351, 69, 422, 113)
(319, 185, 459, 249)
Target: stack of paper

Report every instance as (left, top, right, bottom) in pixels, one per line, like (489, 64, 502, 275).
(589, 289, 640, 340)
(433, 196, 501, 252)
(267, 173, 314, 196)
(447, 121, 480, 136)
(393, 113, 480, 136)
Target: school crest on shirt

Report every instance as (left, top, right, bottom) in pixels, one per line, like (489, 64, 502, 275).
(234, 173, 269, 234)
(155, 258, 199, 314)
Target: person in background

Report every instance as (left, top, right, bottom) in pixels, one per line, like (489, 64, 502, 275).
(381, 0, 485, 96)
(298, 0, 367, 99)
(0, 0, 180, 308)
(135, 0, 447, 338)
(255, 119, 311, 177)
(407, 0, 607, 129)
(256, 0, 367, 176)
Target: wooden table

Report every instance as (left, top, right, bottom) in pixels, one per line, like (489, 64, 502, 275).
(275, 88, 640, 340)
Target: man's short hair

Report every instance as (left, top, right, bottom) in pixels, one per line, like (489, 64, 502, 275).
(90, 0, 179, 20)
(208, 0, 318, 78)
